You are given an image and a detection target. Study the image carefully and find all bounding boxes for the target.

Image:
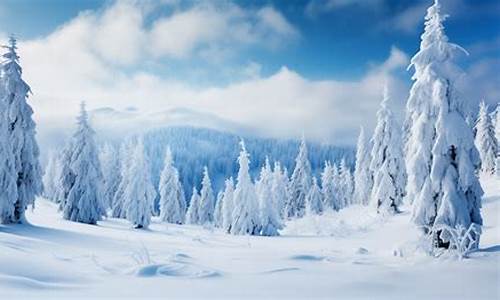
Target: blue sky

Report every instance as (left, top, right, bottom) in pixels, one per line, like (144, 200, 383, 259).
(0, 0, 499, 147)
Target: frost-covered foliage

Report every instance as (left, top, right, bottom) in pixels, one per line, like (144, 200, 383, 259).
(185, 187, 200, 225)
(142, 127, 354, 204)
(123, 139, 156, 229)
(306, 177, 323, 215)
(287, 137, 312, 218)
(1, 36, 42, 223)
(353, 127, 373, 206)
(320, 161, 336, 211)
(198, 166, 215, 225)
(158, 147, 186, 224)
(111, 140, 133, 218)
(339, 158, 354, 208)
(257, 158, 282, 236)
(99, 143, 120, 210)
(271, 162, 289, 219)
(61, 103, 105, 224)
(213, 190, 224, 228)
(231, 140, 260, 235)
(370, 88, 406, 214)
(423, 223, 482, 259)
(55, 142, 75, 210)
(475, 101, 498, 175)
(42, 151, 60, 201)
(406, 0, 483, 246)
(221, 178, 235, 233)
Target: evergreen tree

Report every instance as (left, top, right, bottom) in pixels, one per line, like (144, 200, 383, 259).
(221, 177, 235, 233)
(353, 127, 373, 205)
(306, 177, 323, 215)
(111, 140, 132, 218)
(331, 164, 343, 211)
(42, 151, 60, 201)
(406, 0, 482, 246)
(198, 166, 215, 225)
(286, 137, 312, 218)
(1, 36, 42, 223)
(271, 162, 289, 218)
(123, 139, 156, 229)
(370, 87, 406, 214)
(231, 140, 260, 235)
(158, 147, 186, 224)
(186, 187, 200, 225)
(99, 143, 120, 210)
(339, 158, 354, 208)
(258, 158, 282, 236)
(62, 103, 105, 224)
(475, 101, 498, 175)
(320, 161, 335, 210)
(213, 190, 224, 228)
(55, 142, 75, 210)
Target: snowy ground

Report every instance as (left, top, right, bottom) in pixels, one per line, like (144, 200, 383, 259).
(1, 177, 499, 299)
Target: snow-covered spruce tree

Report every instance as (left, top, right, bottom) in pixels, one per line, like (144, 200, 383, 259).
(475, 101, 498, 175)
(353, 127, 373, 206)
(271, 162, 289, 218)
(258, 158, 282, 236)
(0, 72, 17, 224)
(286, 137, 312, 218)
(221, 177, 235, 233)
(406, 0, 483, 247)
(111, 140, 132, 218)
(370, 87, 406, 214)
(1, 36, 42, 223)
(62, 103, 105, 224)
(198, 166, 215, 225)
(306, 177, 323, 215)
(122, 139, 156, 229)
(186, 187, 200, 225)
(99, 143, 120, 210)
(339, 158, 354, 208)
(55, 142, 75, 210)
(213, 190, 224, 228)
(320, 161, 335, 210)
(231, 140, 260, 235)
(158, 147, 186, 224)
(42, 151, 60, 201)
(331, 163, 343, 211)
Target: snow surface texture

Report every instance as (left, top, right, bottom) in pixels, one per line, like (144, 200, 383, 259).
(1, 176, 498, 299)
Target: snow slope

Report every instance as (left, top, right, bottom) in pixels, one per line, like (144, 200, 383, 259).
(1, 177, 499, 299)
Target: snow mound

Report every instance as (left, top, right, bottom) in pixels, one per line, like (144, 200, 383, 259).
(135, 262, 221, 279)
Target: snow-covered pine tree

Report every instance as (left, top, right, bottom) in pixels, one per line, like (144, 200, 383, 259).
(406, 0, 483, 247)
(231, 140, 260, 235)
(186, 187, 200, 225)
(258, 158, 282, 236)
(286, 137, 312, 218)
(331, 163, 343, 211)
(158, 147, 186, 224)
(213, 190, 224, 228)
(1, 36, 42, 223)
(42, 151, 60, 201)
(370, 87, 406, 214)
(271, 162, 289, 218)
(306, 177, 323, 215)
(198, 166, 215, 225)
(353, 126, 373, 205)
(475, 101, 498, 175)
(55, 142, 75, 210)
(221, 177, 235, 233)
(339, 158, 354, 208)
(111, 140, 132, 218)
(320, 161, 334, 210)
(123, 139, 156, 229)
(0, 68, 17, 224)
(99, 143, 120, 210)
(62, 102, 105, 224)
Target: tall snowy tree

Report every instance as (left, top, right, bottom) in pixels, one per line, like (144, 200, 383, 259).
(213, 190, 224, 228)
(331, 163, 343, 211)
(339, 158, 354, 208)
(271, 162, 289, 218)
(475, 101, 498, 175)
(198, 166, 215, 225)
(158, 147, 186, 224)
(55, 142, 75, 210)
(320, 161, 335, 211)
(286, 137, 312, 218)
(221, 177, 235, 233)
(62, 103, 105, 224)
(306, 177, 323, 215)
(111, 140, 132, 218)
(123, 139, 156, 229)
(257, 158, 282, 236)
(99, 143, 120, 210)
(370, 87, 406, 214)
(186, 187, 200, 225)
(353, 127, 373, 206)
(1, 36, 42, 223)
(405, 0, 483, 246)
(231, 140, 260, 235)
(42, 151, 60, 201)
